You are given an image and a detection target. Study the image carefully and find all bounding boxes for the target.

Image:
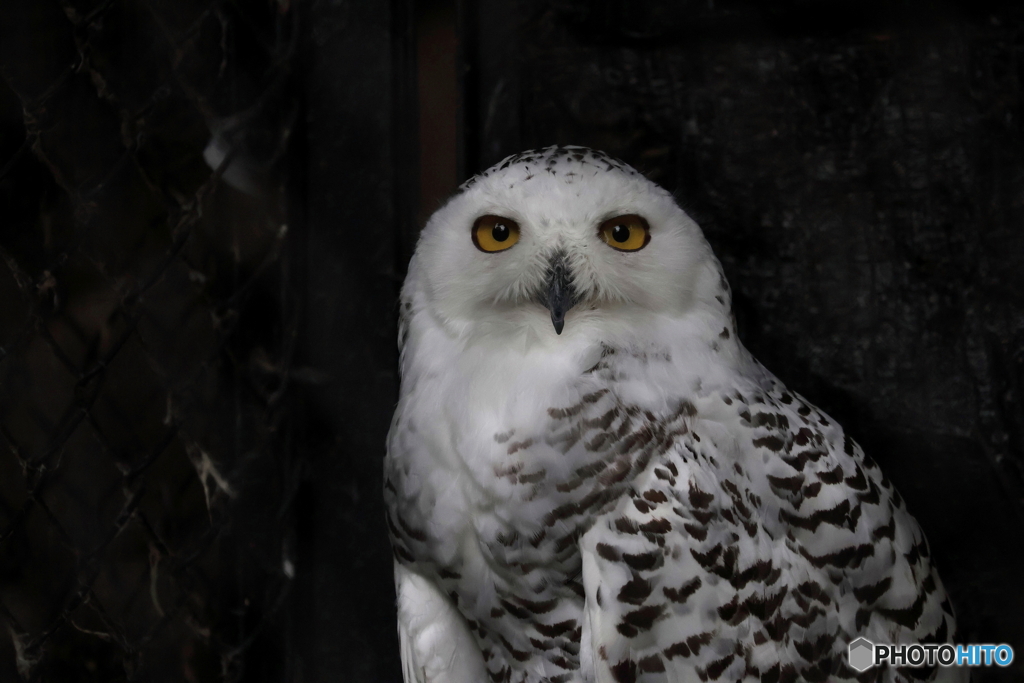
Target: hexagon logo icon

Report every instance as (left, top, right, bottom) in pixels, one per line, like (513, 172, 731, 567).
(848, 637, 875, 672)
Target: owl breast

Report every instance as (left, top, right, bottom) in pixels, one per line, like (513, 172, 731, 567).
(385, 336, 707, 682)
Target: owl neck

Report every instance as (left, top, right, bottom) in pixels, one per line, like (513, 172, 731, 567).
(406, 297, 756, 403)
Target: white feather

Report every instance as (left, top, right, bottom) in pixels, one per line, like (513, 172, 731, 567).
(395, 562, 486, 683)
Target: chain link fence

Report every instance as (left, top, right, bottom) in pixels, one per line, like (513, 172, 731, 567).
(0, 1, 299, 680)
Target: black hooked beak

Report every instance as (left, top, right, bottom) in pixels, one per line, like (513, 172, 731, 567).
(542, 252, 577, 335)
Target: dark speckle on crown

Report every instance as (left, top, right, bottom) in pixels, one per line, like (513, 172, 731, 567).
(458, 145, 640, 193)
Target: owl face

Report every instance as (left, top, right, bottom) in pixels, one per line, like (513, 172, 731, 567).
(410, 147, 719, 339)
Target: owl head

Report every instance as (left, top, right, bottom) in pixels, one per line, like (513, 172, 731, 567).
(407, 146, 728, 342)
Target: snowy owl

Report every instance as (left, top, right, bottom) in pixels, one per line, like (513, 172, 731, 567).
(384, 146, 963, 683)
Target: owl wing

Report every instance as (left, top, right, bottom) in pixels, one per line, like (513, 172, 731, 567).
(579, 462, 782, 683)
(394, 561, 487, 683)
(578, 383, 962, 683)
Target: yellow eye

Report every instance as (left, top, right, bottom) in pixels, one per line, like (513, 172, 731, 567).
(599, 214, 650, 252)
(472, 215, 521, 252)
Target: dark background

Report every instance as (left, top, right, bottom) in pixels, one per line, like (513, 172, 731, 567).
(0, 0, 1021, 681)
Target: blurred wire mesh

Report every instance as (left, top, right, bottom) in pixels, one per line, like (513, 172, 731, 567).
(0, 1, 298, 680)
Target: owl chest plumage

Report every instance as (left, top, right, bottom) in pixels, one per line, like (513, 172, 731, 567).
(385, 330, 758, 678)
(386, 338, 650, 600)
(388, 327, 959, 683)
